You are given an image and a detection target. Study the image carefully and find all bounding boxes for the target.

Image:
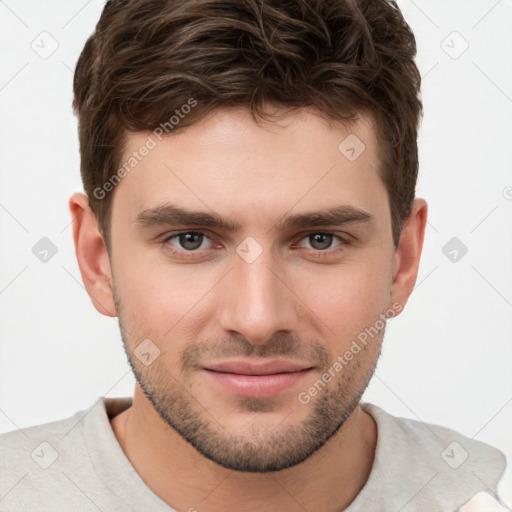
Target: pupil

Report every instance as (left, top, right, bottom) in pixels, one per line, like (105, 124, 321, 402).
(180, 233, 202, 250)
(311, 233, 332, 250)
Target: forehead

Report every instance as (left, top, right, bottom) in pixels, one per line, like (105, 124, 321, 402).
(111, 106, 387, 225)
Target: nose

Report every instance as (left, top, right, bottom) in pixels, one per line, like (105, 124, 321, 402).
(217, 246, 299, 345)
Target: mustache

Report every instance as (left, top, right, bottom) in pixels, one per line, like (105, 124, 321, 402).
(181, 332, 330, 369)
(114, 286, 330, 369)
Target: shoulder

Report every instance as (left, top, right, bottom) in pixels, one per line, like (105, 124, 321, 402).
(362, 401, 506, 470)
(0, 400, 107, 511)
(358, 402, 508, 511)
(0, 406, 89, 466)
(458, 459, 512, 511)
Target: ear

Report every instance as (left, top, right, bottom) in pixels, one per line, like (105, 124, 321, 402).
(390, 198, 428, 313)
(69, 192, 116, 317)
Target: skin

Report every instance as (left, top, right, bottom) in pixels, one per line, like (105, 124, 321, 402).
(70, 105, 427, 512)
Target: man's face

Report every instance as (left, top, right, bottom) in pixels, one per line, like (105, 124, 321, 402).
(108, 106, 398, 472)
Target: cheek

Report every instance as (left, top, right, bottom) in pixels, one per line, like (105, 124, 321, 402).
(291, 253, 392, 338)
(112, 247, 221, 338)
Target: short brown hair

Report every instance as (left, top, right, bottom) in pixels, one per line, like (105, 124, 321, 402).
(73, 0, 422, 251)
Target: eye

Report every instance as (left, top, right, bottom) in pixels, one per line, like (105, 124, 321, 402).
(297, 233, 346, 251)
(164, 232, 214, 251)
(160, 231, 348, 262)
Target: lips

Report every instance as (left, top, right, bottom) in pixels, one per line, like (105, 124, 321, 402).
(203, 359, 312, 376)
(202, 359, 314, 398)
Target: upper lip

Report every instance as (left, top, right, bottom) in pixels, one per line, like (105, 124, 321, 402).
(203, 359, 313, 376)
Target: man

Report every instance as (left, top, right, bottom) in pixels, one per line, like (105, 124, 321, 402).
(0, 0, 509, 510)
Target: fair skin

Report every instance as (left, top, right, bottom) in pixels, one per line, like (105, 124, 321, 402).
(70, 105, 427, 511)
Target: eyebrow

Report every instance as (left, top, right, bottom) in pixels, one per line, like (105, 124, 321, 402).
(134, 203, 373, 231)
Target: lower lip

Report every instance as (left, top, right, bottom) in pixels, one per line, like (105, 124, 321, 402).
(203, 369, 312, 398)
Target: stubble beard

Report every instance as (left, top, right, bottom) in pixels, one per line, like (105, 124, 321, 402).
(114, 291, 383, 473)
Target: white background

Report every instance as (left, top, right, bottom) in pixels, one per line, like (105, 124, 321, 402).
(0, 0, 511, 466)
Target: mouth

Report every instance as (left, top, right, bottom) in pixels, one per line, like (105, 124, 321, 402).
(201, 359, 314, 399)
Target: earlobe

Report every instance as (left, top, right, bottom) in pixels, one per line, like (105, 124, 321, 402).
(69, 192, 117, 317)
(390, 198, 428, 312)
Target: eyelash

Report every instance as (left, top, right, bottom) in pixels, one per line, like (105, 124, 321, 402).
(161, 231, 349, 260)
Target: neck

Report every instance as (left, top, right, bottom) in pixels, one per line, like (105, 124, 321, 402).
(110, 386, 377, 512)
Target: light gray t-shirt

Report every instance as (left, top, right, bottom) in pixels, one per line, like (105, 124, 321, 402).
(0, 397, 508, 511)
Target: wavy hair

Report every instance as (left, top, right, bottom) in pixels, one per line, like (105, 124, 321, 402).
(73, 0, 422, 250)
